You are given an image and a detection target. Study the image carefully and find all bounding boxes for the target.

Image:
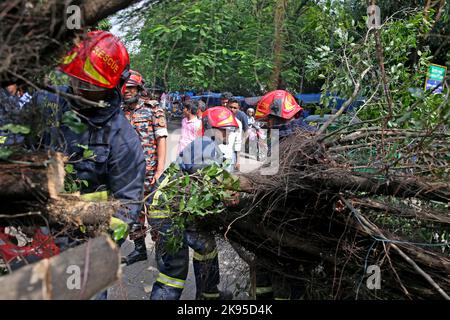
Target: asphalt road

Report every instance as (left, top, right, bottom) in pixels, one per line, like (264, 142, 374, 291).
(109, 118, 262, 300)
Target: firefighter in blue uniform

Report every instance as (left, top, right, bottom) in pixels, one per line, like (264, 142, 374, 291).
(253, 90, 307, 300)
(33, 31, 146, 229)
(148, 105, 236, 300)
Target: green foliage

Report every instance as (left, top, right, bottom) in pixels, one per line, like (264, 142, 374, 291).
(95, 19, 112, 31)
(305, 8, 448, 130)
(113, 223, 129, 242)
(64, 144, 94, 192)
(76, 144, 95, 159)
(121, 0, 336, 95)
(62, 110, 87, 134)
(46, 70, 70, 86)
(149, 162, 238, 253)
(0, 124, 30, 160)
(0, 124, 30, 135)
(370, 211, 450, 256)
(0, 147, 13, 160)
(64, 163, 89, 193)
(117, 0, 449, 124)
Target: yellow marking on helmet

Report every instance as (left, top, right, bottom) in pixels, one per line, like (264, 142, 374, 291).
(284, 96, 296, 111)
(217, 115, 234, 127)
(83, 57, 111, 86)
(62, 52, 78, 65)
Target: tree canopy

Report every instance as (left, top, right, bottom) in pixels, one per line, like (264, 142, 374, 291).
(117, 0, 449, 97)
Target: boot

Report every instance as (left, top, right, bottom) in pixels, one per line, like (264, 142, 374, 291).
(195, 290, 233, 300)
(199, 290, 233, 300)
(122, 237, 147, 265)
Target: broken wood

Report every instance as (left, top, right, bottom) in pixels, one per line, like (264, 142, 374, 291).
(0, 197, 119, 229)
(0, 235, 120, 300)
(0, 151, 65, 201)
(236, 171, 450, 203)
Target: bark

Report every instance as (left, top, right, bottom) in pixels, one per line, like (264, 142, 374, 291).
(236, 172, 450, 203)
(0, 236, 121, 300)
(269, 0, 287, 90)
(0, 197, 119, 227)
(0, 235, 120, 300)
(0, 152, 65, 201)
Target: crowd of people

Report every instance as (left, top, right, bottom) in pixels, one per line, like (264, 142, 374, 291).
(0, 30, 311, 300)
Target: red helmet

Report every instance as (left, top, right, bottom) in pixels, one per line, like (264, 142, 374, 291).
(59, 30, 130, 89)
(256, 90, 302, 120)
(201, 106, 239, 131)
(125, 70, 144, 88)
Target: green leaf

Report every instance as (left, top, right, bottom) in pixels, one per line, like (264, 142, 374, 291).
(113, 224, 129, 242)
(62, 111, 87, 134)
(179, 197, 186, 211)
(83, 149, 94, 159)
(65, 164, 75, 174)
(0, 124, 30, 135)
(76, 144, 95, 159)
(0, 147, 13, 160)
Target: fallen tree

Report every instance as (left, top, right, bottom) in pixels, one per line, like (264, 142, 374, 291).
(198, 126, 450, 300)
(0, 151, 65, 201)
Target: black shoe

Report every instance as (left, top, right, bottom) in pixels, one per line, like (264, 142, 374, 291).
(122, 238, 148, 266)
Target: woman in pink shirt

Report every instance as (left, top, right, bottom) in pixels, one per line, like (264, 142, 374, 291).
(177, 100, 202, 154)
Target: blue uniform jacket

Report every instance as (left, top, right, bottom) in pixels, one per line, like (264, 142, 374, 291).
(35, 86, 146, 224)
(176, 136, 223, 174)
(0, 88, 25, 145)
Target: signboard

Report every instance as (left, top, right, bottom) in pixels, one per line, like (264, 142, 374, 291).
(425, 64, 447, 94)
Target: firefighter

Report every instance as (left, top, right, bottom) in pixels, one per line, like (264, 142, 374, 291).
(253, 90, 304, 300)
(148, 104, 235, 300)
(34, 30, 146, 257)
(121, 69, 168, 266)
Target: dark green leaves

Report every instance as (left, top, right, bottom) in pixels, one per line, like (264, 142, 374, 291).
(148, 163, 236, 252)
(62, 111, 87, 134)
(0, 147, 13, 160)
(77, 144, 95, 159)
(0, 124, 30, 135)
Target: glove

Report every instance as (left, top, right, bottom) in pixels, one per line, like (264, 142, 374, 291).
(109, 217, 129, 242)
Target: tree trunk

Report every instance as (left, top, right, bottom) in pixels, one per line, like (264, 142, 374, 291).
(0, 152, 65, 202)
(1, 197, 119, 228)
(0, 235, 120, 300)
(269, 0, 287, 90)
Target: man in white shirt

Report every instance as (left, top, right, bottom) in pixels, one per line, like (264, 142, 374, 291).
(226, 99, 244, 172)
